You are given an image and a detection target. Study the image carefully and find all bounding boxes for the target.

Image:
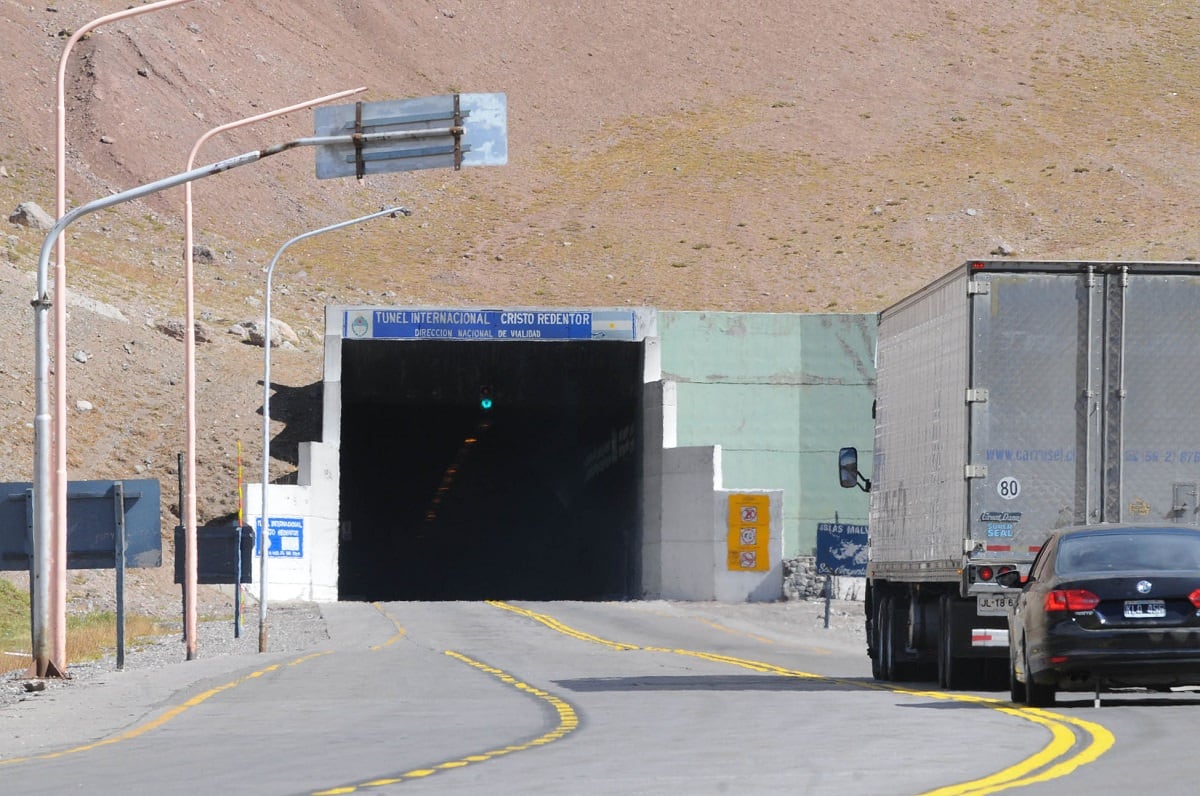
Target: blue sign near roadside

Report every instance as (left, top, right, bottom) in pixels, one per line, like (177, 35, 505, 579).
(254, 516, 304, 559)
(816, 522, 868, 576)
(343, 308, 637, 341)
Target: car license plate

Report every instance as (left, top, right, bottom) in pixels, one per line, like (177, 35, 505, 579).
(978, 593, 1019, 615)
(1124, 599, 1166, 618)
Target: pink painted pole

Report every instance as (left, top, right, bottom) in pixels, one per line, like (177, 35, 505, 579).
(181, 87, 365, 659)
(48, 0, 198, 677)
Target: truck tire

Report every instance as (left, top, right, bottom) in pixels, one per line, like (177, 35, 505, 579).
(875, 596, 894, 681)
(881, 595, 925, 682)
(937, 595, 985, 689)
(1024, 647, 1056, 707)
(937, 595, 959, 689)
(870, 611, 884, 680)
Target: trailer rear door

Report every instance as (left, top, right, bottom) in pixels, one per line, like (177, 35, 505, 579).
(1109, 272, 1200, 524)
(968, 269, 1102, 555)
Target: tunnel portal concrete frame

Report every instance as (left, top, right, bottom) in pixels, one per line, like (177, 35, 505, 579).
(324, 306, 660, 602)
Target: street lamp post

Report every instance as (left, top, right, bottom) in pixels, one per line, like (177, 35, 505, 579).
(31, 126, 438, 678)
(31, 89, 501, 676)
(43, 0, 200, 677)
(181, 86, 366, 661)
(257, 205, 410, 653)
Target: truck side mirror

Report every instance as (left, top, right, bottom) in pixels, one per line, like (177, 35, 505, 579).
(840, 447, 871, 491)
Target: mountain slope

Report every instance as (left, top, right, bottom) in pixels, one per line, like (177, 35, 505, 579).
(0, 1, 1198, 606)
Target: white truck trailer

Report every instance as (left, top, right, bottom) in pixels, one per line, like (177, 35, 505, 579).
(839, 259, 1200, 688)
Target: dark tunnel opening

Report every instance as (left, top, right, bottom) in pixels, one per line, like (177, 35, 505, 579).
(338, 339, 644, 601)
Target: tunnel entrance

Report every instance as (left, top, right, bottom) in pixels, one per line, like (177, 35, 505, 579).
(337, 338, 644, 601)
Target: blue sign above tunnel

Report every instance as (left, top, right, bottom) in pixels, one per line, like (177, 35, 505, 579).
(342, 308, 653, 341)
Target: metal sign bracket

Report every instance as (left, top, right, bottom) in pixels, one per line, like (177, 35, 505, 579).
(452, 93, 464, 170)
(353, 101, 366, 180)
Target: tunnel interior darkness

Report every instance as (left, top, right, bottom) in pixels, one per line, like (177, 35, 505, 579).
(338, 339, 644, 601)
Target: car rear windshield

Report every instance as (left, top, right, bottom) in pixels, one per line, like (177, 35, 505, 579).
(1057, 532, 1200, 574)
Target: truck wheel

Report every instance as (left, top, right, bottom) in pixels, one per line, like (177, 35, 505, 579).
(875, 596, 893, 681)
(870, 609, 884, 681)
(881, 595, 924, 682)
(937, 595, 957, 689)
(938, 595, 978, 688)
(1024, 647, 1055, 707)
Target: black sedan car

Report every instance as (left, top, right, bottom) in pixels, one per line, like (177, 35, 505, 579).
(1001, 523, 1200, 706)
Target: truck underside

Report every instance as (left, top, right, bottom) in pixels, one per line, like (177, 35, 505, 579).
(866, 578, 1010, 689)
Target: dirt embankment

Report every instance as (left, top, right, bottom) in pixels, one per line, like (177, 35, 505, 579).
(2, 2, 1199, 612)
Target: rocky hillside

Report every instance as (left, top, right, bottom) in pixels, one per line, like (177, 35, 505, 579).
(1, 1, 1199, 605)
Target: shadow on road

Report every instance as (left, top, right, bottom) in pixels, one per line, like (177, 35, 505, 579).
(556, 674, 872, 692)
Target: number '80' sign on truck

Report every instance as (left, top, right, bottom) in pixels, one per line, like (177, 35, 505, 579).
(838, 259, 1200, 689)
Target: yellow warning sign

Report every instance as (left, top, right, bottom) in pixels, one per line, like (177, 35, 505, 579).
(726, 493, 769, 571)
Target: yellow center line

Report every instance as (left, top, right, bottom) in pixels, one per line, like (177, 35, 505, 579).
(694, 617, 777, 645)
(487, 599, 638, 650)
(369, 601, 407, 650)
(310, 648, 580, 796)
(925, 706, 1113, 796)
(489, 601, 1115, 795)
(0, 650, 333, 767)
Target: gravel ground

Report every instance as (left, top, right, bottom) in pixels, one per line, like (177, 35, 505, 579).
(0, 601, 330, 712)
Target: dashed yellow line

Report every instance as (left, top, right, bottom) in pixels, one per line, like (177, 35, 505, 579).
(489, 602, 1115, 795)
(310, 649, 579, 795)
(369, 601, 407, 650)
(0, 650, 333, 767)
(693, 617, 776, 645)
(487, 600, 637, 650)
(622, 604, 780, 645)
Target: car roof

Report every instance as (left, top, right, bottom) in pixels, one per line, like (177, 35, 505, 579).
(1052, 523, 1200, 540)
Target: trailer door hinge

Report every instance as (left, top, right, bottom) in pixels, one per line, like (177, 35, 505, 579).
(966, 388, 989, 403)
(968, 280, 990, 295)
(965, 464, 988, 479)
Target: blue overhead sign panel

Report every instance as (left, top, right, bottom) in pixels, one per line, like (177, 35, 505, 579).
(343, 308, 641, 341)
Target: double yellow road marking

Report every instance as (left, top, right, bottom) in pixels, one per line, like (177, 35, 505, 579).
(0, 650, 332, 768)
(312, 649, 580, 795)
(488, 601, 1114, 796)
(0, 602, 1115, 796)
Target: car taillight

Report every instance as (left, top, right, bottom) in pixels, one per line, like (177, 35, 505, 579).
(1189, 589, 1200, 609)
(977, 566, 994, 581)
(1044, 589, 1100, 612)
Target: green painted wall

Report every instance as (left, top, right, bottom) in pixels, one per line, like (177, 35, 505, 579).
(659, 312, 876, 556)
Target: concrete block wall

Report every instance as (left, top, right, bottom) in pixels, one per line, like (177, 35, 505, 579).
(640, 380, 671, 598)
(658, 445, 784, 602)
(245, 440, 340, 602)
(659, 312, 875, 558)
(659, 445, 722, 600)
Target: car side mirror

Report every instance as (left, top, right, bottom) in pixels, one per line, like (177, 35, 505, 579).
(996, 569, 1025, 589)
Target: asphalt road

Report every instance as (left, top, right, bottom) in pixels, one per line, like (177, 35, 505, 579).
(0, 600, 1189, 795)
